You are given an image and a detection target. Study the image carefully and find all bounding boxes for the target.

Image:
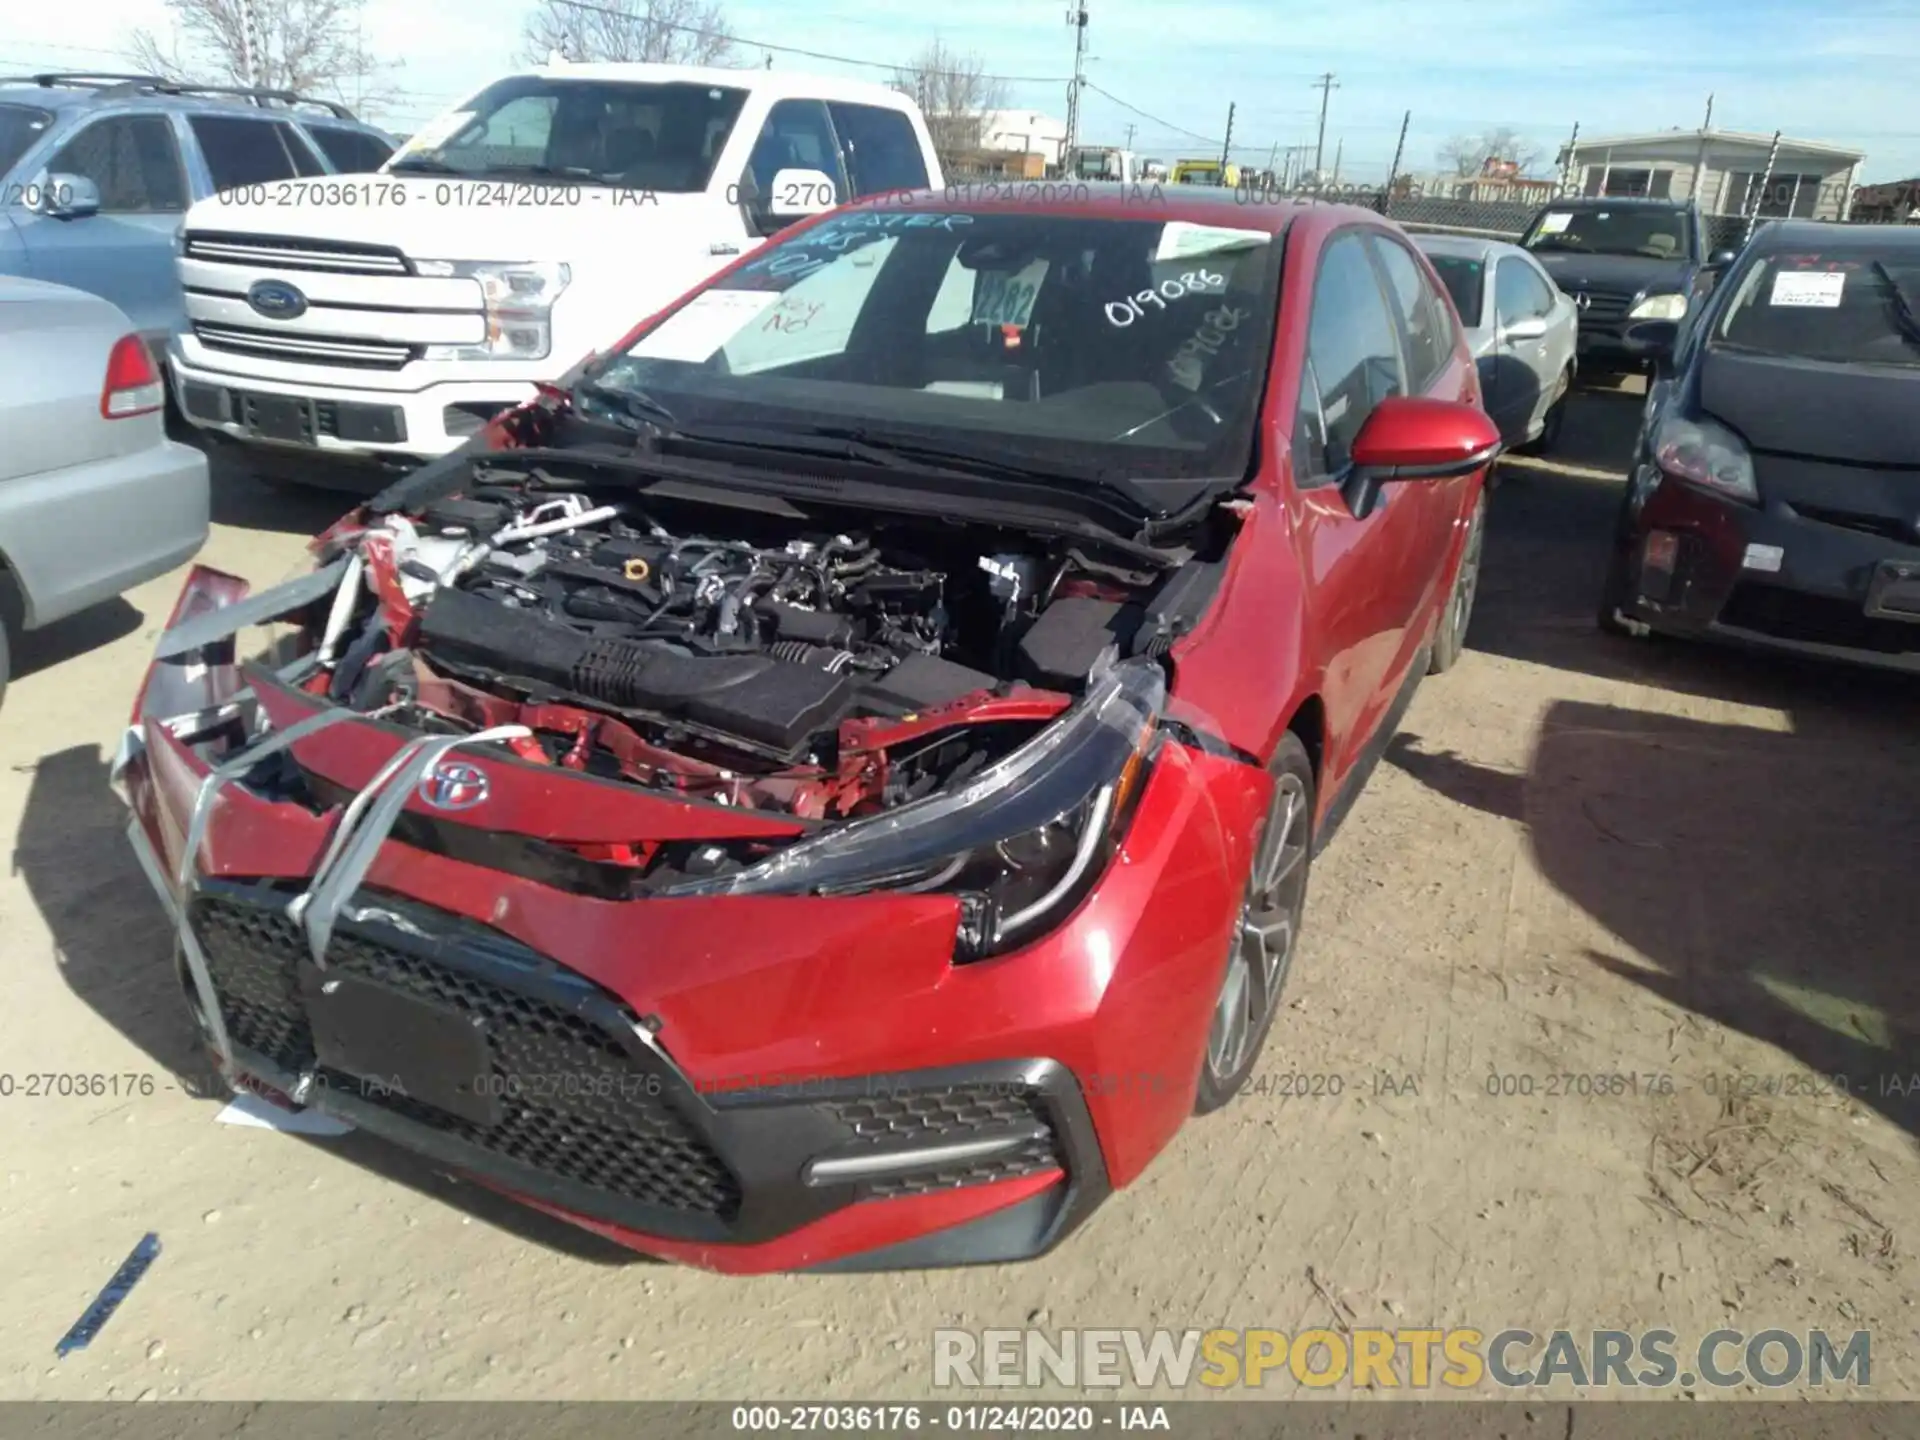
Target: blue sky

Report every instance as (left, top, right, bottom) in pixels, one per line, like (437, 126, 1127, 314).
(7, 0, 1918, 180)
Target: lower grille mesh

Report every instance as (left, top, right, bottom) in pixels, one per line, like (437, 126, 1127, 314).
(189, 895, 743, 1218)
(822, 1086, 1065, 1198)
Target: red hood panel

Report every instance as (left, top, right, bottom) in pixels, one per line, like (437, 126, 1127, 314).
(254, 671, 808, 845)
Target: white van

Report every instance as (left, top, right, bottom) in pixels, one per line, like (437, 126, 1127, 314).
(166, 63, 943, 482)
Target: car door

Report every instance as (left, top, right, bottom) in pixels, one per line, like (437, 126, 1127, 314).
(1368, 232, 1479, 639)
(1287, 228, 1431, 782)
(1491, 255, 1558, 442)
(742, 98, 850, 238)
(1523, 251, 1577, 405)
(14, 111, 189, 344)
(827, 101, 930, 197)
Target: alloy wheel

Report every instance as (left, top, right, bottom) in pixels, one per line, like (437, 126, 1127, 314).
(1451, 499, 1486, 643)
(1206, 770, 1312, 1080)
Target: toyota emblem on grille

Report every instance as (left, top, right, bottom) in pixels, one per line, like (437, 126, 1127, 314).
(419, 759, 489, 811)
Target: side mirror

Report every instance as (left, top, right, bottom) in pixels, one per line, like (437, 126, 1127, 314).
(1501, 315, 1550, 344)
(767, 167, 838, 221)
(1621, 318, 1679, 367)
(1344, 395, 1502, 520)
(36, 172, 101, 220)
(1706, 248, 1737, 269)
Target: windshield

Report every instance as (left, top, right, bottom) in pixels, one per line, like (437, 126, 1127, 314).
(1714, 251, 1920, 366)
(1425, 254, 1484, 327)
(1525, 206, 1690, 260)
(0, 102, 54, 176)
(588, 209, 1283, 499)
(386, 78, 748, 190)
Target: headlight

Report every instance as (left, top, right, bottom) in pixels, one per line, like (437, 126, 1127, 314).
(1652, 413, 1757, 504)
(417, 260, 571, 361)
(662, 661, 1166, 959)
(1629, 291, 1688, 321)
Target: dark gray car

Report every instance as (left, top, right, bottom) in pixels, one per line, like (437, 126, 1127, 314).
(1516, 196, 1736, 381)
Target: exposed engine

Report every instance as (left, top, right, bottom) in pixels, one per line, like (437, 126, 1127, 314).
(304, 475, 1225, 819)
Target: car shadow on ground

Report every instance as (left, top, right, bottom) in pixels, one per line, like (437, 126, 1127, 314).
(1390, 382, 1920, 1141)
(1386, 703, 1920, 1141)
(204, 445, 363, 536)
(13, 742, 646, 1266)
(7, 599, 145, 684)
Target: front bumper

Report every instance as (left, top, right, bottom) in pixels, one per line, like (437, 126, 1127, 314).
(113, 646, 1266, 1272)
(1613, 465, 1920, 672)
(169, 346, 534, 464)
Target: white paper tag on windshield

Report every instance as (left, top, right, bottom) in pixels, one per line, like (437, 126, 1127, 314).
(399, 110, 473, 154)
(631, 290, 780, 362)
(1155, 222, 1271, 262)
(1537, 212, 1573, 235)
(1769, 270, 1845, 308)
(971, 259, 1049, 327)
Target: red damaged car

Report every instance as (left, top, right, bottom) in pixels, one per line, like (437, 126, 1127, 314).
(111, 190, 1499, 1272)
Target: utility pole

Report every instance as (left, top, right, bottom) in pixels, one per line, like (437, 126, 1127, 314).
(1063, 3, 1089, 160)
(1311, 71, 1339, 178)
(1558, 121, 1579, 195)
(1745, 129, 1783, 243)
(1124, 122, 1136, 151)
(239, 0, 260, 86)
(1689, 94, 1713, 206)
(1385, 109, 1410, 206)
(1220, 102, 1235, 172)
(1332, 136, 1342, 185)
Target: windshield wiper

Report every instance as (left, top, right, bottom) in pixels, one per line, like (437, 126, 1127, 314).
(675, 421, 1104, 482)
(571, 378, 681, 438)
(384, 156, 463, 174)
(1871, 261, 1920, 353)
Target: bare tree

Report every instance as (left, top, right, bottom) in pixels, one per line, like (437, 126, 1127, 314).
(127, 0, 402, 116)
(892, 39, 1006, 167)
(1438, 127, 1541, 178)
(521, 0, 737, 65)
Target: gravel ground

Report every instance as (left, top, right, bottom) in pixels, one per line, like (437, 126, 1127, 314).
(2, 384, 1916, 1401)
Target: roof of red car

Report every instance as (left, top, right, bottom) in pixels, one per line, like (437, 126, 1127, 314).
(854, 181, 1377, 234)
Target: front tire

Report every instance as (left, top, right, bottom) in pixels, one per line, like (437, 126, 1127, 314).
(1516, 368, 1570, 456)
(1428, 490, 1486, 674)
(1194, 732, 1315, 1114)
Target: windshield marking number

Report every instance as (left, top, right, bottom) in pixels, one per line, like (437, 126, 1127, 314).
(1168, 305, 1249, 389)
(1106, 269, 1226, 327)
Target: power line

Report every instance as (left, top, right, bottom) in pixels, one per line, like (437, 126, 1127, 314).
(1081, 80, 1221, 149)
(545, 0, 1071, 84)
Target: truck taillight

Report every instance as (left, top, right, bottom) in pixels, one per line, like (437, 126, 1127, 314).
(102, 335, 165, 419)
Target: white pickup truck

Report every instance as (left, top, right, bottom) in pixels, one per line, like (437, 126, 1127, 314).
(166, 62, 943, 485)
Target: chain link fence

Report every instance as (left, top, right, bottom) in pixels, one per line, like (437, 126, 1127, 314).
(936, 165, 1898, 250)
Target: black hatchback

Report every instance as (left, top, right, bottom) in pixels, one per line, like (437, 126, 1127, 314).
(1599, 220, 1920, 672)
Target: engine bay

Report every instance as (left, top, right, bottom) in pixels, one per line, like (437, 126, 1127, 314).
(302, 472, 1229, 820)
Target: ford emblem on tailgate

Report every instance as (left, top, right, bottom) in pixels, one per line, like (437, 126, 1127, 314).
(419, 760, 489, 811)
(247, 279, 308, 320)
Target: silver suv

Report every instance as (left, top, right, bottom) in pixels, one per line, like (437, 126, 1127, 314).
(0, 73, 394, 360)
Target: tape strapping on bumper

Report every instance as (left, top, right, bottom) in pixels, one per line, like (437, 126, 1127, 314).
(291, 725, 532, 968)
(172, 705, 363, 1076)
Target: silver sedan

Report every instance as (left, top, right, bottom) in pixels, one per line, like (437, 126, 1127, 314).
(1415, 234, 1580, 453)
(0, 276, 209, 702)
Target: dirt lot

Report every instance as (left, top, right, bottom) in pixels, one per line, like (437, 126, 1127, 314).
(2, 385, 1916, 1401)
